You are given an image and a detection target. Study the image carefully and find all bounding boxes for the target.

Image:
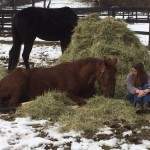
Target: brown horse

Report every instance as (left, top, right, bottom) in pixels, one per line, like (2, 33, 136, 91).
(0, 57, 117, 108)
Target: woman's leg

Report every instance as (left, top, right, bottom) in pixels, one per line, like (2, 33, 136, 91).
(143, 95, 150, 112)
(143, 94, 150, 104)
(134, 94, 143, 105)
(141, 84, 150, 112)
(143, 84, 150, 90)
(134, 87, 143, 105)
(134, 87, 143, 114)
(126, 94, 134, 102)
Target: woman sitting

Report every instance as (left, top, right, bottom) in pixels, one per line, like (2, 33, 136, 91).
(126, 61, 150, 114)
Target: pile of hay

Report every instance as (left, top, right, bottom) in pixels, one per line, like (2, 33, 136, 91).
(58, 14, 150, 74)
(58, 14, 150, 98)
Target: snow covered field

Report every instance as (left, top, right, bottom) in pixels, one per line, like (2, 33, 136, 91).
(0, 1, 150, 150)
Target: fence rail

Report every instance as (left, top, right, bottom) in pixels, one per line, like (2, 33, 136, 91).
(0, 7, 150, 45)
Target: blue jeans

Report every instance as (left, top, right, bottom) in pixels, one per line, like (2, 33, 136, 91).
(126, 84, 150, 105)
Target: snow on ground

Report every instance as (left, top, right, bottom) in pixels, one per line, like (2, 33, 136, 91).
(0, 115, 150, 150)
(0, 40, 62, 68)
(0, 1, 150, 150)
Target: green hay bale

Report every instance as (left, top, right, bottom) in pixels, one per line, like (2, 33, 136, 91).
(58, 14, 150, 74)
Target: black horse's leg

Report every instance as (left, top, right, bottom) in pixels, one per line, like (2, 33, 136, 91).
(22, 39, 35, 69)
(60, 36, 71, 53)
(8, 41, 22, 72)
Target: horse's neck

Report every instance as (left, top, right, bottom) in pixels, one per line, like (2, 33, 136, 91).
(79, 63, 95, 82)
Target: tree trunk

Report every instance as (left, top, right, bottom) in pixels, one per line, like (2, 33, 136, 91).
(44, 0, 46, 8)
(32, 0, 35, 7)
(47, 0, 51, 8)
(12, 0, 16, 8)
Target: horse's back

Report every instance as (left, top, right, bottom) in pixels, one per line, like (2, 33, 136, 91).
(0, 68, 29, 98)
(13, 7, 78, 40)
(28, 64, 78, 86)
(15, 6, 77, 20)
(26, 65, 79, 98)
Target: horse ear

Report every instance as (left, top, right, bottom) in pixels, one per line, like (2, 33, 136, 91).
(103, 57, 117, 67)
(103, 57, 110, 67)
(112, 58, 118, 65)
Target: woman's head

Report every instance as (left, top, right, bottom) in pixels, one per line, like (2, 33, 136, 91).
(131, 61, 147, 86)
(131, 61, 145, 77)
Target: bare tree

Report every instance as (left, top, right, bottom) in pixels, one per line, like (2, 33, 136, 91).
(32, 0, 35, 7)
(43, 0, 46, 7)
(47, 0, 51, 8)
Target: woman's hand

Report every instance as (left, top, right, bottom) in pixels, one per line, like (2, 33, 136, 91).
(143, 89, 150, 94)
(138, 90, 146, 97)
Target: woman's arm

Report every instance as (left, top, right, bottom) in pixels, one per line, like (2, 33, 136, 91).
(127, 73, 146, 96)
(126, 73, 136, 94)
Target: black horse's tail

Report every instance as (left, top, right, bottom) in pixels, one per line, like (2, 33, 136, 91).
(8, 16, 22, 71)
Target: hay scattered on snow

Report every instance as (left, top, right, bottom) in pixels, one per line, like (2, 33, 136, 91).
(58, 96, 149, 134)
(16, 91, 75, 121)
(16, 93, 150, 135)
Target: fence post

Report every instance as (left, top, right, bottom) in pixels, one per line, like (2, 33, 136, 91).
(12, 0, 16, 9)
(2, 11, 4, 30)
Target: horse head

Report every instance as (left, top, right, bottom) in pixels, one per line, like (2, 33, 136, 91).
(96, 57, 118, 98)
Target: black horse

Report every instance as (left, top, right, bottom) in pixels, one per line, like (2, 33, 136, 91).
(8, 7, 78, 72)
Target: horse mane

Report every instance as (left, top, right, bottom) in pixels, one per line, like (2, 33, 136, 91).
(74, 57, 103, 67)
(78, 57, 117, 71)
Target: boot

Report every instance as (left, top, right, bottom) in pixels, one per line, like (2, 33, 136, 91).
(135, 102, 143, 114)
(143, 102, 150, 113)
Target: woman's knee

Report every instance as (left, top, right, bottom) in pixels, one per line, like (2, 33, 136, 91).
(134, 94, 143, 103)
(143, 84, 150, 90)
(143, 94, 150, 103)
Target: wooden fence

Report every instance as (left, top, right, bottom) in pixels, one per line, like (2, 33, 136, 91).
(0, 7, 150, 45)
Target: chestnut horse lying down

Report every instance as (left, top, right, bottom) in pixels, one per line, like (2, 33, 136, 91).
(0, 57, 117, 107)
